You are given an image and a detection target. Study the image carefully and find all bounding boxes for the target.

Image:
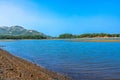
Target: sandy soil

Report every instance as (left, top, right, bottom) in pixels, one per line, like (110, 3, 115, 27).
(78, 40, 120, 42)
(0, 49, 70, 80)
(68, 38, 120, 42)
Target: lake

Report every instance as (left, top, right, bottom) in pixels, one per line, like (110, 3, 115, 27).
(0, 40, 120, 80)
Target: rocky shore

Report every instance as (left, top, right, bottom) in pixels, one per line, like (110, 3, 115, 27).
(0, 49, 70, 80)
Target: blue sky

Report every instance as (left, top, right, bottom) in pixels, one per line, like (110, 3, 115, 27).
(0, 0, 120, 36)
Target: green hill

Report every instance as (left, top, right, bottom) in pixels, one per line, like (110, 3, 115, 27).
(0, 26, 50, 39)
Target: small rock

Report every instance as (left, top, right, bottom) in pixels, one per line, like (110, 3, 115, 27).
(0, 77, 3, 80)
(53, 78, 59, 80)
(31, 74, 33, 77)
(0, 69, 3, 74)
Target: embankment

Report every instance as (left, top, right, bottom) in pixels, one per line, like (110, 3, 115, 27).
(0, 49, 70, 80)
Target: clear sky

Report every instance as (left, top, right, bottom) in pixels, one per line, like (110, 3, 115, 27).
(0, 0, 120, 36)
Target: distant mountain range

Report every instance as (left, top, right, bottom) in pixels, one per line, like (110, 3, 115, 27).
(0, 25, 50, 38)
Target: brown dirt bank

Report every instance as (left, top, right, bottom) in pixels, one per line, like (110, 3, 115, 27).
(0, 49, 70, 80)
(79, 40, 120, 42)
(69, 39, 120, 42)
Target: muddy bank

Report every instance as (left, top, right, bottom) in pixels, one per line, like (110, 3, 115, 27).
(0, 49, 70, 80)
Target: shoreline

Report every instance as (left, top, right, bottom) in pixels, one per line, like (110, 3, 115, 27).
(0, 37, 120, 42)
(70, 39, 120, 42)
(67, 38, 120, 42)
(0, 49, 70, 80)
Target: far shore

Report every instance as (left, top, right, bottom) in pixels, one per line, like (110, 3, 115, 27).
(71, 39, 120, 42)
(0, 49, 70, 80)
(0, 39, 16, 42)
(0, 37, 120, 42)
(66, 37, 120, 42)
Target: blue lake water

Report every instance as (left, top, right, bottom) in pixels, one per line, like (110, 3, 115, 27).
(0, 40, 120, 80)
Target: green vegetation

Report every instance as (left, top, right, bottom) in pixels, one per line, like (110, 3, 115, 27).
(0, 26, 50, 39)
(58, 33, 120, 39)
(0, 26, 120, 39)
(0, 35, 47, 39)
(0, 33, 120, 39)
(59, 33, 73, 38)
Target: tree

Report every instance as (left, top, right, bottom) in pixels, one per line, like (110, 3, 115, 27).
(58, 33, 73, 38)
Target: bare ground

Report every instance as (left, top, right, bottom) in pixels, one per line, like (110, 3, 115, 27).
(0, 49, 70, 80)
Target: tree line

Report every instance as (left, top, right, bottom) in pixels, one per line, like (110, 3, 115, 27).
(58, 33, 120, 38)
(0, 33, 120, 39)
(0, 35, 47, 39)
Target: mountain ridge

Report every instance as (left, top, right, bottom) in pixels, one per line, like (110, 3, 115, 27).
(0, 25, 50, 39)
(0, 26, 40, 35)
